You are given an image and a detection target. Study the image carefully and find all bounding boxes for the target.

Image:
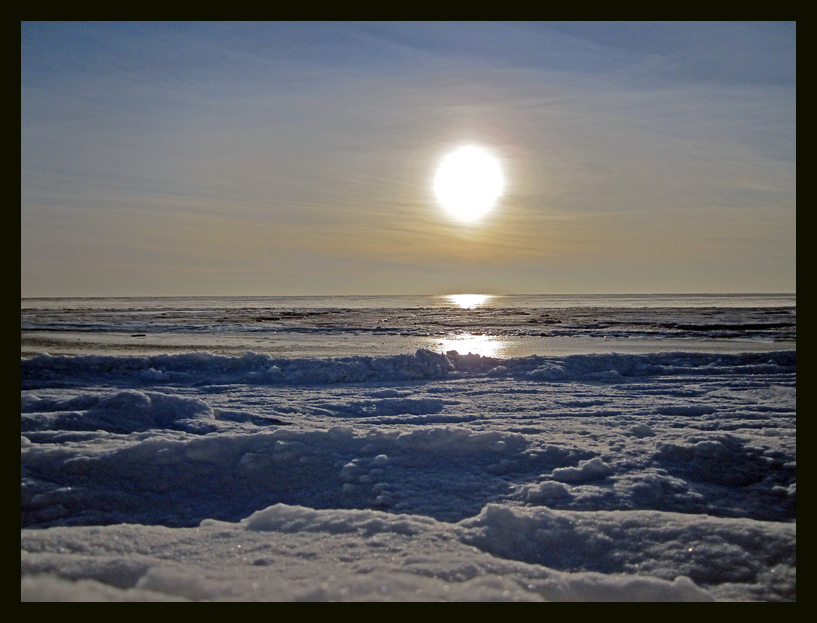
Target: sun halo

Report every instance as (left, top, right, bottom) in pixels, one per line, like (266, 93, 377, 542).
(433, 145, 504, 223)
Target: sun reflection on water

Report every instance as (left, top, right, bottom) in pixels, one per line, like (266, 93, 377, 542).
(433, 333, 509, 358)
(444, 294, 493, 309)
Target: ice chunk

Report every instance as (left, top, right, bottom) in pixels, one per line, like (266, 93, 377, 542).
(552, 458, 614, 483)
(527, 481, 572, 502)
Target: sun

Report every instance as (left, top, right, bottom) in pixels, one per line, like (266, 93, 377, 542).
(433, 145, 504, 222)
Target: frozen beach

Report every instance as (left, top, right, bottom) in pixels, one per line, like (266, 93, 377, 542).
(21, 295, 796, 601)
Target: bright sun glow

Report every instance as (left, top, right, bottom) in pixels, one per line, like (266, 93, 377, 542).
(446, 294, 492, 309)
(434, 334, 509, 358)
(434, 146, 504, 222)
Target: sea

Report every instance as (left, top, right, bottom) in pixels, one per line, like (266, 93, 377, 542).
(21, 293, 796, 601)
(21, 293, 796, 359)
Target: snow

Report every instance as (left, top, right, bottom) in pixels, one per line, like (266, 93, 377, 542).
(21, 297, 796, 601)
(20, 501, 793, 602)
(551, 458, 614, 483)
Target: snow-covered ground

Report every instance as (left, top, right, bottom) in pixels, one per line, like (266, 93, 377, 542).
(21, 297, 796, 601)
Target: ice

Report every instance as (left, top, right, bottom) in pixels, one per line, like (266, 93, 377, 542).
(21, 349, 797, 389)
(21, 295, 795, 359)
(21, 501, 793, 601)
(21, 297, 795, 600)
(551, 458, 614, 483)
(22, 390, 216, 434)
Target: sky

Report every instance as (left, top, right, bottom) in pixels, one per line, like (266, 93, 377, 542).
(21, 22, 796, 297)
